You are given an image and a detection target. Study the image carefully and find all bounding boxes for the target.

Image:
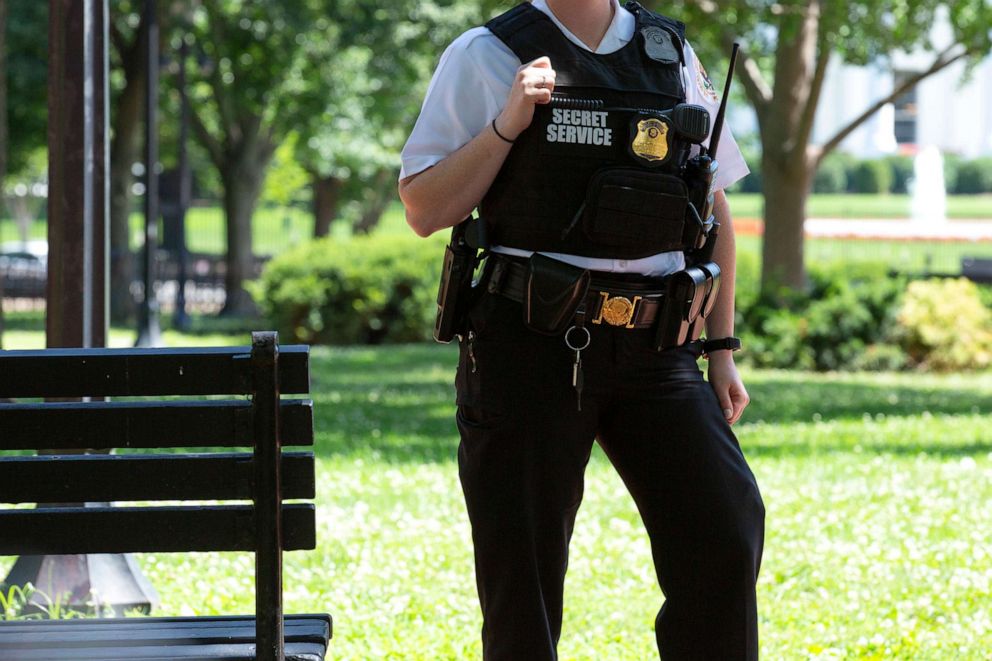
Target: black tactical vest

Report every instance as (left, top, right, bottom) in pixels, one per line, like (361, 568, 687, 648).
(480, 1, 694, 259)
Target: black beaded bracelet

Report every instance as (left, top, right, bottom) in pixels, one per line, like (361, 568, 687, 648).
(491, 118, 515, 144)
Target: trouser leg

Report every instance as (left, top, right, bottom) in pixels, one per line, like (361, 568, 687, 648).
(596, 339, 765, 661)
(456, 294, 598, 661)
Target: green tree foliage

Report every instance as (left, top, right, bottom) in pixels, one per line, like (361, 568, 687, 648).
(184, 0, 504, 312)
(185, 0, 342, 314)
(292, 1, 503, 236)
(660, 0, 992, 293)
(4, 0, 46, 177)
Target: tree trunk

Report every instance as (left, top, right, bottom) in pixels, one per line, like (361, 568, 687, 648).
(221, 164, 265, 316)
(311, 174, 341, 238)
(754, 1, 821, 296)
(353, 169, 394, 235)
(107, 13, 150, 324)
(760, 153, 813, 293)
(108, 68, 146, 324)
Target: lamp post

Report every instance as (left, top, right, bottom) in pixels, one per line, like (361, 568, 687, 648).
(3, 0, 158, 617)
(135, 0, 161, 347)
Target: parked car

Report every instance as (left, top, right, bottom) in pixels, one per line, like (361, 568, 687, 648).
(0, 240, 47, 298)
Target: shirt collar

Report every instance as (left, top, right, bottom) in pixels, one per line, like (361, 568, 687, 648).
(530, 0, 636, 54)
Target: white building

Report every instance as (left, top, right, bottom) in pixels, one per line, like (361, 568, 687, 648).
(811, 19, 992, 158)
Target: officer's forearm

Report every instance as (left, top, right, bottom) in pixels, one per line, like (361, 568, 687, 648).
(398, 122, 514, 237)
(705, 190, 736, 340)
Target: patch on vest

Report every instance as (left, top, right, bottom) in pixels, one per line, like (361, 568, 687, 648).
(546, 108, 613, 146)
(629, 116, 670, 166)
(695, 59, 719, 102)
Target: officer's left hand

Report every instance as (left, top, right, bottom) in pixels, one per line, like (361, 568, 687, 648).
(706, 352, 749, 425)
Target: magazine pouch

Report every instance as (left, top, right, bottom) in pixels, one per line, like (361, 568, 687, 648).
(581, 167, 689, 255)
(654, 265, 709, 350)
(524, 253, 591, 335)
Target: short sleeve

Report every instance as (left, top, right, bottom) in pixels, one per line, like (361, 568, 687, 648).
(400, 29, 519, 180)
(682, 40, 750, 192)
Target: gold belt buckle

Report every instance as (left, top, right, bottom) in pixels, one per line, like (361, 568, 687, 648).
(591, 292, 642, 328)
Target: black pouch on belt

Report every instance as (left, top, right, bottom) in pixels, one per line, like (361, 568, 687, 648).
(524, 253, 591, 335)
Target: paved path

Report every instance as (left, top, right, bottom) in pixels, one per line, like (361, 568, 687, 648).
(736, 217, 992, 242)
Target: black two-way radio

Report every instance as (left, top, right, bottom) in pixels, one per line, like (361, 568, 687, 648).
(655, 43, 741, 351)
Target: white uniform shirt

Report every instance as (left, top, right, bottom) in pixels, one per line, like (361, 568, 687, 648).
(400, 0, 749, 276)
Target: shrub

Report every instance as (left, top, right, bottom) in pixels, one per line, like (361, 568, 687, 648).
(848, 159, 894, 194)
(952, 158, 992, 194)
(813, 153, 848, 194)
(252, 233, 447, 344)
(884, 155, 915, 194)
(737, 262, 908, 371)
(896, 278, 992, 370)
(942, 153, 963, 194)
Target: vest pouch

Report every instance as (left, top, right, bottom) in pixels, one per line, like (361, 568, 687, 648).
(582, 167, 689, 254)
(524, 253, 591, 335)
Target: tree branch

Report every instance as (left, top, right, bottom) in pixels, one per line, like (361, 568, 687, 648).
(734, 46, 774, 115)
(189, 103, 225, 169)
(681, 0, 773, 115)
(202, 5, 241, 142)
(816, 45, 972, 163)
(795, 35, 830, 164)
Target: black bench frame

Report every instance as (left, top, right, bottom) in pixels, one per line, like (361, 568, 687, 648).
(0, 332, 330, 661)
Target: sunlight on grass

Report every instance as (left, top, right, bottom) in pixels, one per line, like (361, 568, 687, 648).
(1, 342, 989, 658)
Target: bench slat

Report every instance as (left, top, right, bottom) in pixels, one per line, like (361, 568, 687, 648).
(0, 642, 327, 661)
(0, 505, 316, 555)
(0, 614, 331, 648)
(0, 399, 314, 450)
(0, 345, 309, 398)
(0, 452, 315, 503)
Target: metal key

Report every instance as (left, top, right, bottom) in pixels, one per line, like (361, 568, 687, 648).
(565, 325, 591, 412)
(572, 349, 584, 411)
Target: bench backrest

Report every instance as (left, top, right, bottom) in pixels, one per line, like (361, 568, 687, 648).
(0, 331, 312, 661)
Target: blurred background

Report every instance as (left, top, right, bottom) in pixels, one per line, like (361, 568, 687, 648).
(1, 2, 991, 659)
(1, 0, 991, 366)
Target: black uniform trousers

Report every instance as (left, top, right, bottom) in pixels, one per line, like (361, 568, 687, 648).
(456, 290, 765, 661)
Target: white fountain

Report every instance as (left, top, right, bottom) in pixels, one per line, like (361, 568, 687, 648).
(909, 145, 947, 229)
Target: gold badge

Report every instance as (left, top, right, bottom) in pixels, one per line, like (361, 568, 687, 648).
(631, 117, 670, 164)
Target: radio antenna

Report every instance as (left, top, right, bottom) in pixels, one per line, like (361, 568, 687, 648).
(707, 42, 740, 158)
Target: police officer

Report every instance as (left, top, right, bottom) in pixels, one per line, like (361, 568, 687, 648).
(399, 1, 764, 659)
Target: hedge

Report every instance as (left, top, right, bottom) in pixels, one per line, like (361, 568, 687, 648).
(254, 235, 992, 371)
(252, 233, 446, 344)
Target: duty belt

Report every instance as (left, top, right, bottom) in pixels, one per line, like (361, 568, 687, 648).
(486, 254, 667, 329)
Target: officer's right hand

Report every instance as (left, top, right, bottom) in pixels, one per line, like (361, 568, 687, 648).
(494, 57, 556, 142)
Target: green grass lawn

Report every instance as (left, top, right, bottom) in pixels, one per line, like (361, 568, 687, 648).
(3, 342, 988, 659)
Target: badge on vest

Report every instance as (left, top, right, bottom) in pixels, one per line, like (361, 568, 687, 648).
(629, 115, 671, 166)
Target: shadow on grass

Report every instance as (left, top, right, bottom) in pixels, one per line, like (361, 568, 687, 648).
(308, 344, 992, 463)
(744, 377, 992, 424)
(742, 439, 992, 460)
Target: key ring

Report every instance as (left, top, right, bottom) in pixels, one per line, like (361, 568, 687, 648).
(564, 325, 591, 352)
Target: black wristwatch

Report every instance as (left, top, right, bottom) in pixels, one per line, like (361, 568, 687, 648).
(702, 337, 742, 358)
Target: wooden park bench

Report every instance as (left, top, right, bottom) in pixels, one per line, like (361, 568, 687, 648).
(0, 332, 331, 660)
